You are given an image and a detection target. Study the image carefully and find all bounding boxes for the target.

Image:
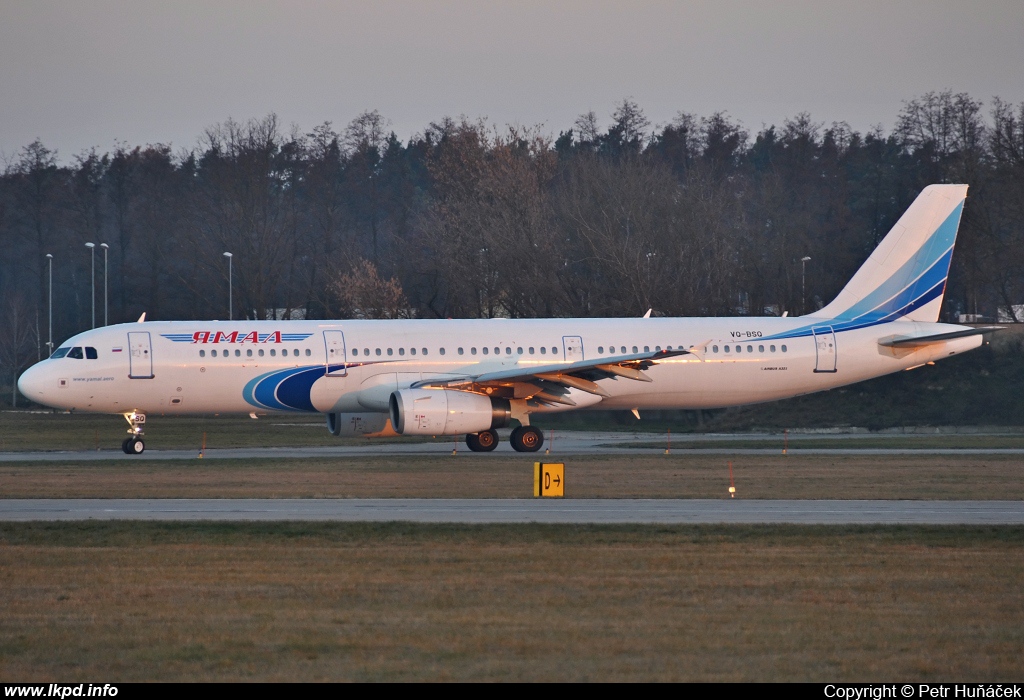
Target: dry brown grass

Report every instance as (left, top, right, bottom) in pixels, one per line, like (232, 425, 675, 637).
(1, 523, 1021, 681)
(1, 453, 1023, 500)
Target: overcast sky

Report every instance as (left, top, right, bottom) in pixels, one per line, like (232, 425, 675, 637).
(2, 0, 1022, 161)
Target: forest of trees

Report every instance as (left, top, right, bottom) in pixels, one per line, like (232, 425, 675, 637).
(1, 90, 1023, 399)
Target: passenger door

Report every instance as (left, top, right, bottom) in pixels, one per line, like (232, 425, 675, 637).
(128, 332, 154, 379)
(812, 325, 837, 373)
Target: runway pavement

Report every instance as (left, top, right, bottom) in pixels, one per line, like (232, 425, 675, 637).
(3, 498, 1023, 524)
(1, 429, 1024, 461)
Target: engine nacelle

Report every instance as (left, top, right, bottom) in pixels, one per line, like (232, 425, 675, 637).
(389, 389, 510, 436)
(326, 412, 397, 437)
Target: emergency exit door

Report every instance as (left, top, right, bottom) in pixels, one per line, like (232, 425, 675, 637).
(323, 330, 347, 377)
(563, 335, 584, 362)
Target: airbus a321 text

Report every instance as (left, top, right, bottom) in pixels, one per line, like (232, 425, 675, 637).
(18, 185, 999, 454)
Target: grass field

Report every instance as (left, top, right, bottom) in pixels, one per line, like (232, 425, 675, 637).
(1, 522, 1021, 682)
(2, 453, 1024, 500)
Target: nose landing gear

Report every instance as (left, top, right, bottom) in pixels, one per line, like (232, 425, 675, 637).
(122, 411, 146, 454)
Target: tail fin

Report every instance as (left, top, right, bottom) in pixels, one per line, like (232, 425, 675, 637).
(813, 184, 967, 324)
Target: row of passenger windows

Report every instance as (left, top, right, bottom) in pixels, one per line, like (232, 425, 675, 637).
(51, 346, 98, 360)
(349, 346, 565, 357)
(195, 343, 788, 359)
(712, 344, 787, 353)
(199, 348, 312, 358)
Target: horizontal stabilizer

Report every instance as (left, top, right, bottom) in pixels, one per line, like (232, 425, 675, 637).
(878, 326, 1004, 348)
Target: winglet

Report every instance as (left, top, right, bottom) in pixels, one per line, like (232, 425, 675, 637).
(643, 308, 652, 319)
(137, 312, 146, 323)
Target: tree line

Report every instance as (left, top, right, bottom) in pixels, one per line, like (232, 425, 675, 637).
(1, 91, 1023, 399)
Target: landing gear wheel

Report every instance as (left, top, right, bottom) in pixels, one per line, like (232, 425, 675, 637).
(127, 438, 145, 455)
(466, 429, 499, 452)
(121, 438, 131, 454)
(510, 426, 543, 453)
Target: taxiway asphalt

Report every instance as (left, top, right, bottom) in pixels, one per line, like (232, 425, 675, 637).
(3, 498, 1023, 524)
(1, 430, 1024, 461)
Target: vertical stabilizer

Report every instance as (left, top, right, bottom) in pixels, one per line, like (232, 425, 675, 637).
(812, 184, 967, 324)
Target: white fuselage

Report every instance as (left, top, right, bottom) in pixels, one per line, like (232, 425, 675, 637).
(17, 316, 982, 417)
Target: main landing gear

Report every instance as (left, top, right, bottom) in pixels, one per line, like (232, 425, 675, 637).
(466, 429, 499, 452)
(465, 426, 544, 453)
(122, 411, 146, 454)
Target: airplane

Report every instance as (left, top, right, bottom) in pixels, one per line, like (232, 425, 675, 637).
(17, 184, 1000, 454)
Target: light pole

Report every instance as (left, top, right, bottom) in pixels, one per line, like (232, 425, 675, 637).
(45, 254, 53, 356)
(85, 242, 96, 329)
(223, 252, 233, 321)
(801, 256, 812, 315)
(100, 243, 109, 325)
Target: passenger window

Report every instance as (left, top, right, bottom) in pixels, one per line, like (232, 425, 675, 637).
(399, 348, 405, 356)
(199, 349, 206, 358)
(482, 347, 489, 355)
(770, 345, 776, 352)
(517, 347, 523, 355)
(495, 347, 501, 355)
(598, 346, 604, 354)
(422, 348, 428, 355)
(655, 346, 661, 352)
(440, 348, 446, 355)
(387, 348, 393, 356)
(471, 348, 477, 355)
(724, 346, 731, 353)
(67, 347, 84, 359)
(458, 348, 464, 355)
(211, 349, 218, 358)
(270, 349, 276, 357)
(736, 345, 742, 353)
(259, 349, 265, 357)
(247, 349, 253, 357)
(712, 345, 719, 353)
(529, 347, 535, 354)
(352, 348, 358, 356)
(235, 349, 241, 357)
(632, 346, 638, 354)
(643, 346, 649, 353)
(376, 348, 382, 356)
(552, 347, 558, 355)
(540, 347, 546, 355)
(781, 345, 788, 352)
(759, 345, 764, 353)
(305, 348, 311, 357)
(621, 346, 626, 354)
(747, 345, 752, 353)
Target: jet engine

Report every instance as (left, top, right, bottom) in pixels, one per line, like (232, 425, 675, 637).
(389, 389, 510, 435)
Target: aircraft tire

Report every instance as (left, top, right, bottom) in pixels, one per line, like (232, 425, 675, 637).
(466, 430, 499, 452)
(121, 438, 131, 454)
(510, 426, 543, 453)
(129, 438, 145, 455)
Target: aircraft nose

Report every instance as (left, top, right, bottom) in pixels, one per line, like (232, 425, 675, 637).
(17, 363, 50, 403)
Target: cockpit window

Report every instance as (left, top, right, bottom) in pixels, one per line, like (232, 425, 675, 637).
(50, 347, 70, 359)
(67, 347, 84, 359)
(85, 347, 98, 360)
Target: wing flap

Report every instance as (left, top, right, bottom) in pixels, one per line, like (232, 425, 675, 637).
(412, 347, 689, 395)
